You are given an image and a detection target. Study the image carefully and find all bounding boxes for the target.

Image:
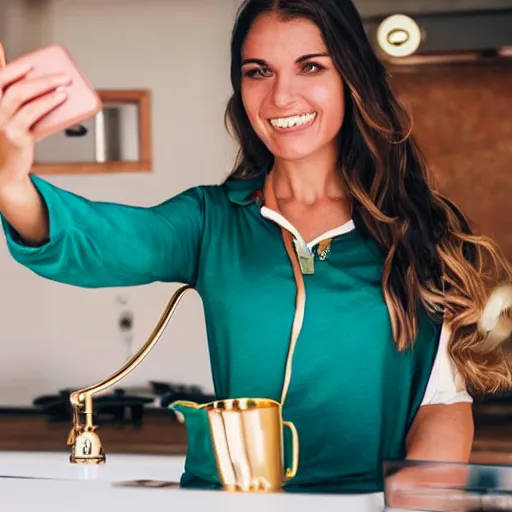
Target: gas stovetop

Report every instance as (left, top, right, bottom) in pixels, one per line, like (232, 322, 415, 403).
(28, 381, 215, 426)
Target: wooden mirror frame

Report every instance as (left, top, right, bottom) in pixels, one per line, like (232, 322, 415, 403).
(32, 89, 152, 175)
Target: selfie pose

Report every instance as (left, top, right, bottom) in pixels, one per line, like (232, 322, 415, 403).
(0, 0, 511, 492)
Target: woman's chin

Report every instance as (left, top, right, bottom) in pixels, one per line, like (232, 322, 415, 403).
(270, 145, 319, 163)
(266, 136, 337, 164)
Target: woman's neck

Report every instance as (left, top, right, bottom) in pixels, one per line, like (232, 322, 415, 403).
(270, 151, 346, 205)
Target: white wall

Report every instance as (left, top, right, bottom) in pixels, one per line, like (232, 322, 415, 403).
(0, 0, 242, 405)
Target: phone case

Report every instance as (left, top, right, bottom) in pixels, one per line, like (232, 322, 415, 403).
(9, 45, 102, 140)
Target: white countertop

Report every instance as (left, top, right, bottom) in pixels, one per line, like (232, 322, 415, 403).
(0, 450, 387, 512)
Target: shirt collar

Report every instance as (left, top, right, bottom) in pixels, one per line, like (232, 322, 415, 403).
(224, 173, 267, 206)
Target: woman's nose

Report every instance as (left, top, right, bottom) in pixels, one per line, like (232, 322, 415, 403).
(270, 75, 296, 109)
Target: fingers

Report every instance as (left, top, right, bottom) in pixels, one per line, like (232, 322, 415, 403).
(0, 62, 33, 99)
(0, 73, 71, 124)
(1, 89, 68, 146)
(15, 88, 69, 132)
(0, 50, 72, 147)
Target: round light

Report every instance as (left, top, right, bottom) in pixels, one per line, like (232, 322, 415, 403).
(377, 14, 422, 58)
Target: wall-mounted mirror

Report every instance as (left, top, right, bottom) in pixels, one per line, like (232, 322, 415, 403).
(32, 89, 152, 174)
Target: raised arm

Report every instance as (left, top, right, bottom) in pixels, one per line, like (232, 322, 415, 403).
(1, 177, 205, 287)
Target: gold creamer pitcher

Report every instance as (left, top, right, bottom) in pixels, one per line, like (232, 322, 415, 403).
(171, 398, 299, 492)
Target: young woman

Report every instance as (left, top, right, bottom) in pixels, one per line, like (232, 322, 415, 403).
(0, 0, 510, 493)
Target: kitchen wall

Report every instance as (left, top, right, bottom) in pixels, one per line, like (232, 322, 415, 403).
(0, 0, 242, 405)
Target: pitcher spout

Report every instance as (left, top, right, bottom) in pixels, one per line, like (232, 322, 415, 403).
(169, 400, 202, 424)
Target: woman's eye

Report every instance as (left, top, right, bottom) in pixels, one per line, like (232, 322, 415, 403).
(244, 67, 272, 79)
(302, 62, 324, 74)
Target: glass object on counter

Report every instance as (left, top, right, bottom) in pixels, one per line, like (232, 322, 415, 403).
(383, 459, 512, 511)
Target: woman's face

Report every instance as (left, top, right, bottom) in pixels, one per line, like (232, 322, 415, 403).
(240, 13, 345, 164)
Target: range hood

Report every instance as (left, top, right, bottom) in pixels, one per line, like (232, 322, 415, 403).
(359, 2, 512, 64)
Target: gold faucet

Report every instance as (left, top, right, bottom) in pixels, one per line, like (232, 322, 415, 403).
(67, 284, 194, 465)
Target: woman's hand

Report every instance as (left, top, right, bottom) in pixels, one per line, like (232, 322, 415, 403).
(0, 44, 70, 244)
(0, 44, 70, 192)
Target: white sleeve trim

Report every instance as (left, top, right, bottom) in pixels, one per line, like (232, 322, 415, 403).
(420, 320, 473, 406)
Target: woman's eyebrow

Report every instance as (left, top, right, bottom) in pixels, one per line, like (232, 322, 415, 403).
(241, 52, 330, 67)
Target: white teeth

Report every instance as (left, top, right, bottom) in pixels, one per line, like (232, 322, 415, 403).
(270, 112, 316, 129)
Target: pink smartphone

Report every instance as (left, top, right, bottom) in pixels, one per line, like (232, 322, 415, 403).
(8, 45, 102, 140)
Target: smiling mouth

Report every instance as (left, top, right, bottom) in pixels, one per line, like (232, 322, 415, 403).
(269, 112, 317, 130)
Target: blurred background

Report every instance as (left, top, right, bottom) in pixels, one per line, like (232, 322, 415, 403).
(0, 0, 510, 464)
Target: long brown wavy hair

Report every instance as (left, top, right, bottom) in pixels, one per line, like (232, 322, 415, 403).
(224, 0, 512, 395)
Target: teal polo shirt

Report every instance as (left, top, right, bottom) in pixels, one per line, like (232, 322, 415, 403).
(1, 174, 441, 492)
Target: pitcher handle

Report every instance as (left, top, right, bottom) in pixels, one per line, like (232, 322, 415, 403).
(283, 420, 299, 480)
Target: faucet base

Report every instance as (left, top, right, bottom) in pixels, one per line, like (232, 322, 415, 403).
(70, 455, 106, 465)
(69, 429, 105, 465)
